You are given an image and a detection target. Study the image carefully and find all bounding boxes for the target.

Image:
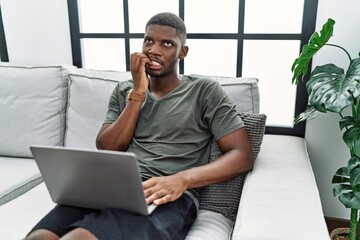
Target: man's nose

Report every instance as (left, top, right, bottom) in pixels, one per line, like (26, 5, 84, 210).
(147, 43, 160, 55)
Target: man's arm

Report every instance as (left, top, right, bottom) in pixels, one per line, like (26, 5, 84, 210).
(143, 127, 253, 205)
(96, 53, 150, 151)
(96, 101, 142, 151)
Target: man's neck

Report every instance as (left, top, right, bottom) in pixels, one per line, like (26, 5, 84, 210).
(148, 72, 181, 99)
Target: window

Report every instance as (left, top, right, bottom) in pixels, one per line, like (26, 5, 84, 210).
(67, 0, 318, 137)
(0, 4, 9, 62)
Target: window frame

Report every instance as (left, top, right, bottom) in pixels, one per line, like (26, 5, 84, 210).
(0, 3, 9, 62)
(67, 0, 318, 137)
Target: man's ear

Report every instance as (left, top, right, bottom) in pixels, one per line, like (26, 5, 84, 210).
(179, 46, 189, 60)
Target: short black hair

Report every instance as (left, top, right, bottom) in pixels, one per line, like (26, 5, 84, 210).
(145, 12, 187, 45)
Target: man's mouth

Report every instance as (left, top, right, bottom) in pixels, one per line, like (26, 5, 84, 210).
(150, 60, 161, 66)
(147, 60, 162, 70)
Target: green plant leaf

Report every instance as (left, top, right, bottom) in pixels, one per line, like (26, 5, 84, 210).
(353, 184, 360, 199)
(347, 156, 360, 174)
(354, 138, 360, 157)
(343, 125, 360, 153)
(338, 192, 360, 209)
(333, 175, 350, 184)
(291, 18, 335, 84)
(306, 58, 360, 113)
(340, 116, 358, 130)
(294, 105, 320, 124)
(333, 184, 352, 197)
(332, 167, 360, 208)
(350, 168, 360, 187)
(333, 167, 350, 184)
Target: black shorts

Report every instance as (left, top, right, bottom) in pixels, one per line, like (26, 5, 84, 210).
(28, 194, 196, 240)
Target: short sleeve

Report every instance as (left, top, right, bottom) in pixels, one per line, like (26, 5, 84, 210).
(201, 81, 244, 140)
(104, 82, 132, 124)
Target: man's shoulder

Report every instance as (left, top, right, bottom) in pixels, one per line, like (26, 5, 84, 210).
(115, 79, 134, 92)
(183, 74, 219, 88)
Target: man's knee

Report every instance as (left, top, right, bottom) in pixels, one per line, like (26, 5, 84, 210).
(61, 227, 98, 240)
(25, 229, 59, 240)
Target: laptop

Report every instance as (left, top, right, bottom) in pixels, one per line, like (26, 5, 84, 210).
(30, 145, 157, 216)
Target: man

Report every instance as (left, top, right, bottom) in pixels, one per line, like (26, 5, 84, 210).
(26, 12, 253, 240)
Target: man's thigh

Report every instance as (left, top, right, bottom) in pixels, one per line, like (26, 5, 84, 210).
(72, 194, 197, 240)
(28, 205, 99, 237)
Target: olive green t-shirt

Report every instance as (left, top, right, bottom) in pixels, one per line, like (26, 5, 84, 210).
(104, 75, 244, 206)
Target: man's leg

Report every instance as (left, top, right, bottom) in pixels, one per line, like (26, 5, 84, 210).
(25, 205, 99, 240)
(68, 194, 197, 240)
(61, 228, 98, 240)
(27, 228, 98, 240)
(26, 229, 59, 240)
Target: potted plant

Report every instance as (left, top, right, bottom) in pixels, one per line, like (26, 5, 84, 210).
(291, 18, 360, 240)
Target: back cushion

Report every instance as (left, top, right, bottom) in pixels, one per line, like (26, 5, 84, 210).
(210, 76, 259, 114)
(0, 63, 75, 158)
(65, 69, 132, 149)
(65, 72, 259, 149)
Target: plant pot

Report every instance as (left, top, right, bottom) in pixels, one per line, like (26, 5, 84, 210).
(330, 228, 350, 240)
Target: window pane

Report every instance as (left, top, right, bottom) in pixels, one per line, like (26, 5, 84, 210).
(78, 0, 124, 33)
(185, 0, 239, 33)
(82, 39, 126, 71)
(128, 0, 178, 33)
(244, 0, 304, 33)
(130, 38, 144, 54)
(242, 40, 301, 127)
(184, 39, 237, 77)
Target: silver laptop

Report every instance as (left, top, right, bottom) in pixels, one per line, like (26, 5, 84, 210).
(30, 145, 157, 216)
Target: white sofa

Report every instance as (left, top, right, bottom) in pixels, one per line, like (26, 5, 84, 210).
(0, 63, 330, 240)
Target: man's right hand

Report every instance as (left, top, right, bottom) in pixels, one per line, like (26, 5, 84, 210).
(130, 53, 151, 94)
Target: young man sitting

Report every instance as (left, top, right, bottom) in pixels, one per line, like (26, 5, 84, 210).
(26, 12, 253, 240)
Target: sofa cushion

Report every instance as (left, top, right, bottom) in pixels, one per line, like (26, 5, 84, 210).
(199, 112, 267, 221)
(0, 136, 330, 240)
(65, 72, 259, 149)
(192, 75, 259, 114)
(185, 209, 233, 240)
(65, 69, 132, 149)
(0, 182, 234, 240)
(0, 63, 75, 158)
(0, 156, 42, 205)
(215, 76, 259, 114)
(0, 183, 55, 240)
(231, 135, 330, 239)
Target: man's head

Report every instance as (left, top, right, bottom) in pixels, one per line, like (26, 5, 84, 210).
(143, 12, 188, 78)
(145, 12, 187, 45)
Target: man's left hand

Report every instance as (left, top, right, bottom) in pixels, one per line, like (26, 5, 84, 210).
(142, 174, 188, 206)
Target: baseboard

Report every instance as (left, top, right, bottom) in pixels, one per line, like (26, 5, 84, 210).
(325, 216, 350, 233)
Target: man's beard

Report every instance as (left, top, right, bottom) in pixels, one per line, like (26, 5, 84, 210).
(146, 59, 178, 78)
(146, 69, 171, 78)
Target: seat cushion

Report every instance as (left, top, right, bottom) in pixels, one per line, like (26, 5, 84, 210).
(0, 183, 55, 240)
(0, 63, 75, 157)
(231, 135, 329, 239)
(0, 181, 233, 240)
(185, 210, 233, 240)
(0, 157, 42, 205)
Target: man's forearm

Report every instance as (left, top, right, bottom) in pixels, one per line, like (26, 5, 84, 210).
(176, 148, 253, 189)
(178, 128, 253, 189)
(96, 100, 143, 151)
(142, 146, 253, 206)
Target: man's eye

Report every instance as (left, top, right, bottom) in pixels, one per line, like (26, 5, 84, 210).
(164, 42, 173, 47)
(144, 39, 152, 44)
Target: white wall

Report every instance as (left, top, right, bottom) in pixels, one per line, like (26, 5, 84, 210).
(1, 0, 360, 220)
(307, 0, 360, 219)
(0, 0, 72, 64)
